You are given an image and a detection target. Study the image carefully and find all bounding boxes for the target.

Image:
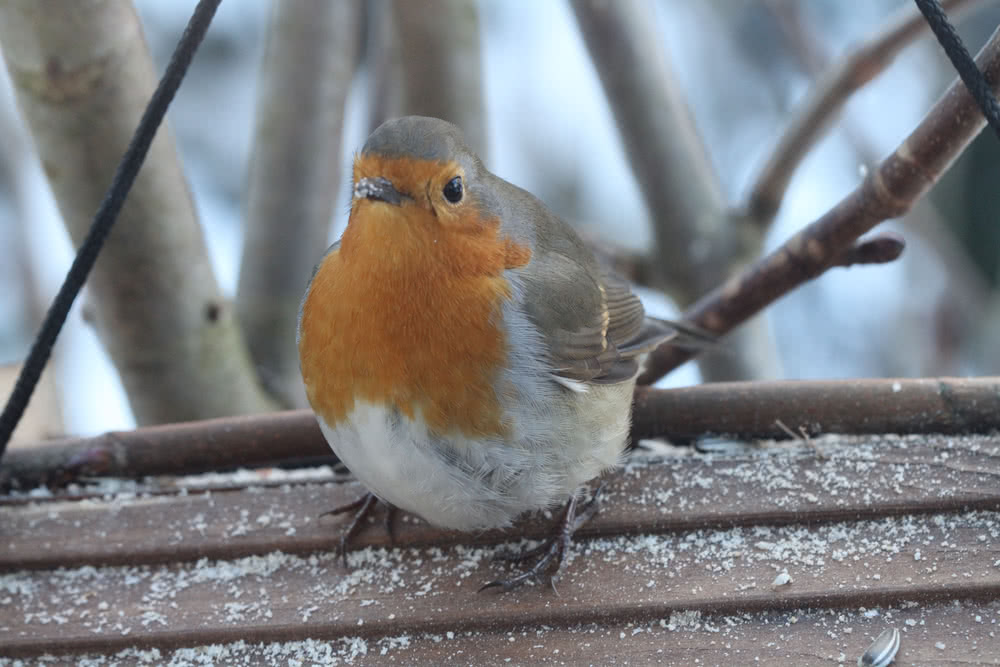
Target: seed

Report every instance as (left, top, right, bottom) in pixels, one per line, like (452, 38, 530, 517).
(858, 627, 900, 667)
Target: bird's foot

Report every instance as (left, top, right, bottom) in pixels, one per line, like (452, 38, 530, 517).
(480, 485, 603, 593)
(320, 492, 397, 566)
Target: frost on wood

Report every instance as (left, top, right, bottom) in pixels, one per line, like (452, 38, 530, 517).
(3, 601, 996, 665)
(2, 511, 1000, 660)
(3, 434, 1000, 661)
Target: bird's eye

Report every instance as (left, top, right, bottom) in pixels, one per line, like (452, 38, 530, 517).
(443, 176, 463, 203)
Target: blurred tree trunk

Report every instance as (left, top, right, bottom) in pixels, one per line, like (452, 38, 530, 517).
(572, 0, 781, 381)
(0, 68, 63, 442)
(0, 0, 277, 425)
(368, 0, 487, 158)
(237, 0, 362, 409)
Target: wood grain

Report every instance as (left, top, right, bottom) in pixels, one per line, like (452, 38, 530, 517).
(2, 434, 999, 663)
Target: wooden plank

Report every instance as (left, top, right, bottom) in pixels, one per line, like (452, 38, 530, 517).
(15, 599, 999, 666)
(2, 434, 1000, 570)
(1, 507, 999, 657)
(4, 433, 1000, 661)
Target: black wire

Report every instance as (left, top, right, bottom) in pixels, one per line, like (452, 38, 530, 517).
(915, 0, 1000, 141)
(0, 0, 223, 459)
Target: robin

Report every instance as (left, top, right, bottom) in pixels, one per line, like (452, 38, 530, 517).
(298, 116, 682, 590)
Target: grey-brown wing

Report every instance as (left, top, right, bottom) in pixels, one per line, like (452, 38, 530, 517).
(518, 252, 672, 386)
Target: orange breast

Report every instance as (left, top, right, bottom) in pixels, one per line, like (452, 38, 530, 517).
(298, 202, 531, 439)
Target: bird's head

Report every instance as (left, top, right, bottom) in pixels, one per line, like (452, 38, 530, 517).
(350, 116, 493, 234)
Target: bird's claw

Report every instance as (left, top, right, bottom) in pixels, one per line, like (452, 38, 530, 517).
(320, 492, 396, 567)
(480, 484, 604, 593)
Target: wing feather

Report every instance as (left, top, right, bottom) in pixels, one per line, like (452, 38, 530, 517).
(516, 249, 672, 386)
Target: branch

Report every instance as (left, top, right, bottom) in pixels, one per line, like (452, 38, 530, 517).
(639, 24, 1000, 385)
(7, 376, 1000, 490)
(747, 0, 982, 223)
(571, 0, 788, 382)
(774, 0, 992, 311)
(570, 0, 735, 303)
(237, 0, 362, 409)
(368, 0, 487, 157)
(772, 0, 993, 376)
(632, 377, 1000, 442)
(0, 0, 277, 424)
(0, 410, 327, 491)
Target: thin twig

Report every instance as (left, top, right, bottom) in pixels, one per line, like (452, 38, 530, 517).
(747, 0, 981, 223)
(639, 24, 1000, 385)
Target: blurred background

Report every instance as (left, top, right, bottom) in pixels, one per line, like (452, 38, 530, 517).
(1, 0, 998, 439)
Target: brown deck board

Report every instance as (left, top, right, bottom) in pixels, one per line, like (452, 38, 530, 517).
(3, 434, 1000, 570)
(22, 599, 999, 666)
(3, 507, 1000, 657)
(2, 434, 1000, 663)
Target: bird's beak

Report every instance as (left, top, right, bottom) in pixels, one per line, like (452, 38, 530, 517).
(353, 176, 405, 206)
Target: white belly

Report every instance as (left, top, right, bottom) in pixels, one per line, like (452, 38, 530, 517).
(318, 389, 632, 531)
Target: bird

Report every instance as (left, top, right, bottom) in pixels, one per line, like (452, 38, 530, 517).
(297, 116, 681, 590)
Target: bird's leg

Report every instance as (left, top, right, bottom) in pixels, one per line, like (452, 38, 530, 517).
(383, 503, 399, 544)
(480, 484, 603, 592)
(320, 492, 397, 566)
